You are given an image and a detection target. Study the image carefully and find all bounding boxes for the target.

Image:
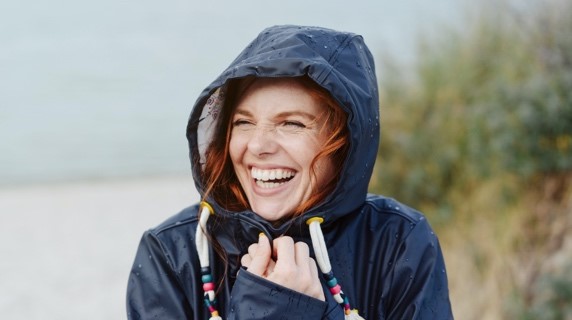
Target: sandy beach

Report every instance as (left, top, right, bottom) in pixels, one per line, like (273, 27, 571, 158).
(0, 175, 200, 320)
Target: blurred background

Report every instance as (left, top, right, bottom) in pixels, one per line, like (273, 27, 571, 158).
(1, 0, 570, 319)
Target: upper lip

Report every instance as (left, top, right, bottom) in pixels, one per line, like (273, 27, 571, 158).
(250, 166, 297, 181)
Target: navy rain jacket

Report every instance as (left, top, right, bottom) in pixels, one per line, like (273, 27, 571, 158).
(127, 25, 453, 319)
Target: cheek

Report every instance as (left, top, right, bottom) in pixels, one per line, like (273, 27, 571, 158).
(288, 138, 322, 168)
(228, 136, 242, 165)
(299, 134, 332, 178)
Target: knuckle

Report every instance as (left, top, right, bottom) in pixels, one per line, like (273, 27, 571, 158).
(295, 241, 309, 251)
(277, 236, 294, 245)
(240, 255, 250, 266)
(276, 264, 297, 278)
(309, 257, 318, 268)
(248, 243, 258, 252)
(281, 264, 297, 275)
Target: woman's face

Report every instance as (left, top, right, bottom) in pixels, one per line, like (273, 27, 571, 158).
(229, 78, 334, 221)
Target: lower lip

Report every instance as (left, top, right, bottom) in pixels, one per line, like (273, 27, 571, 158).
(252, 177, 293, 195)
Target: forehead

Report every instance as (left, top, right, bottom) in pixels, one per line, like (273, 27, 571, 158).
(234, 78, 325, 116)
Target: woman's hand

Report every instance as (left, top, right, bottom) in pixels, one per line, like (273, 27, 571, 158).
(241, 234, 325, 301)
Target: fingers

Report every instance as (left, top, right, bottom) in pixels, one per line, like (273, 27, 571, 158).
(240, 241, 259, 269)
(308, 257, 325, 301)
(272, 236, 295, 268)
(269, 237, 324, 301)
(240, 252, 252, 268)
(240, 235, 324, 301)
(294, 241, 310, 267)
(248, 242, 259, 257)
(244, 233, 271, 276)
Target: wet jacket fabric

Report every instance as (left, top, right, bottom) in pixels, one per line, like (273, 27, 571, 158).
(127, 25, 453, 319)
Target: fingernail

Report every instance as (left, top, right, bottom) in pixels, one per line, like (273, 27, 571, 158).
(259, 232, 266, 238)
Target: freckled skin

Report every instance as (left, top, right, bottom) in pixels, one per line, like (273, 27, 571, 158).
(229, 78, 334, 222)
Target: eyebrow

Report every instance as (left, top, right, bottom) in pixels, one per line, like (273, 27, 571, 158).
(233, 109, 317, 121)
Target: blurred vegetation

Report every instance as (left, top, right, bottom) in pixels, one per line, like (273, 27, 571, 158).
(370, 0, 572, 318)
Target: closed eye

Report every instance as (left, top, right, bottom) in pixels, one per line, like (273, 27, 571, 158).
(283, 120, 306, 128)
(232, 119, 254, 127)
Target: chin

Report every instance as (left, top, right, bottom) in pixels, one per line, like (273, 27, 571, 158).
(253, 205, 293, 222)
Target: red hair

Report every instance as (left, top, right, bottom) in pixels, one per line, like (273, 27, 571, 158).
(201, 76, 349, 217)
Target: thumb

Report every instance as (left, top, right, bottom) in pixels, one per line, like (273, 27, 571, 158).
(246, 233, 271, 276)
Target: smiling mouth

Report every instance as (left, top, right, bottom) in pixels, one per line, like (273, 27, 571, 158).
(251, 167, 296, 189)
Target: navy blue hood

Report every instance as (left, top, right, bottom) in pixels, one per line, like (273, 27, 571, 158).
(186, 25, 380, 225)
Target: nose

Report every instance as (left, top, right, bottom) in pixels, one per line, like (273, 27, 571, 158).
(247, 125, 279, 157)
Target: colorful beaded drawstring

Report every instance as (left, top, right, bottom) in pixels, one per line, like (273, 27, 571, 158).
(307, 217, 365, 320)
(195, 202, 222, 320)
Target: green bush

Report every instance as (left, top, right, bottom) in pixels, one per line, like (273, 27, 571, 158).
(371, 1, 572, 317)
(373, 0, 572, 218)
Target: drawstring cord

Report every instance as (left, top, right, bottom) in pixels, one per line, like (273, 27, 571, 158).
(195, 202, 222, 320)
(307, 217, 365, 320)
(195, 203, 364, 319)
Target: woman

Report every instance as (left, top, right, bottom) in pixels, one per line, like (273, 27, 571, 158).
(127, 25, 453, 319)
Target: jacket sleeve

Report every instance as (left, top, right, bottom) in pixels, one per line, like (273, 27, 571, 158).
(126, 231, 193, 320)
(227, 268, 328, 320)
(385, 219, 453, 319)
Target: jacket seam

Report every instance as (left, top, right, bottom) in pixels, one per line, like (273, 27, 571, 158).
(147, 231, 188, 293)
(328, 34, 358, 67)
(153, 216, 199, 235)
(364, 197, 420, 224)
(313, 33, 355, 84)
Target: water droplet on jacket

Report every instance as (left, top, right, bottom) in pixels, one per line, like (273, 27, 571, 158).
(324, 45, 328, 49)
(138, 264, 142, 268)
(175, 221, 181, 225)
(395, 207, 400, 210)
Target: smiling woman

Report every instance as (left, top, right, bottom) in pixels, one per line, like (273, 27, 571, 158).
(127, 25, 453, 320)
(230, 78, 335, 221)
(203, 76, 348, 222)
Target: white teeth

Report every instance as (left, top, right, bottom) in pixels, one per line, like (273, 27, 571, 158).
(251, 167, 296, 183)
(256, 181, 282, 189)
